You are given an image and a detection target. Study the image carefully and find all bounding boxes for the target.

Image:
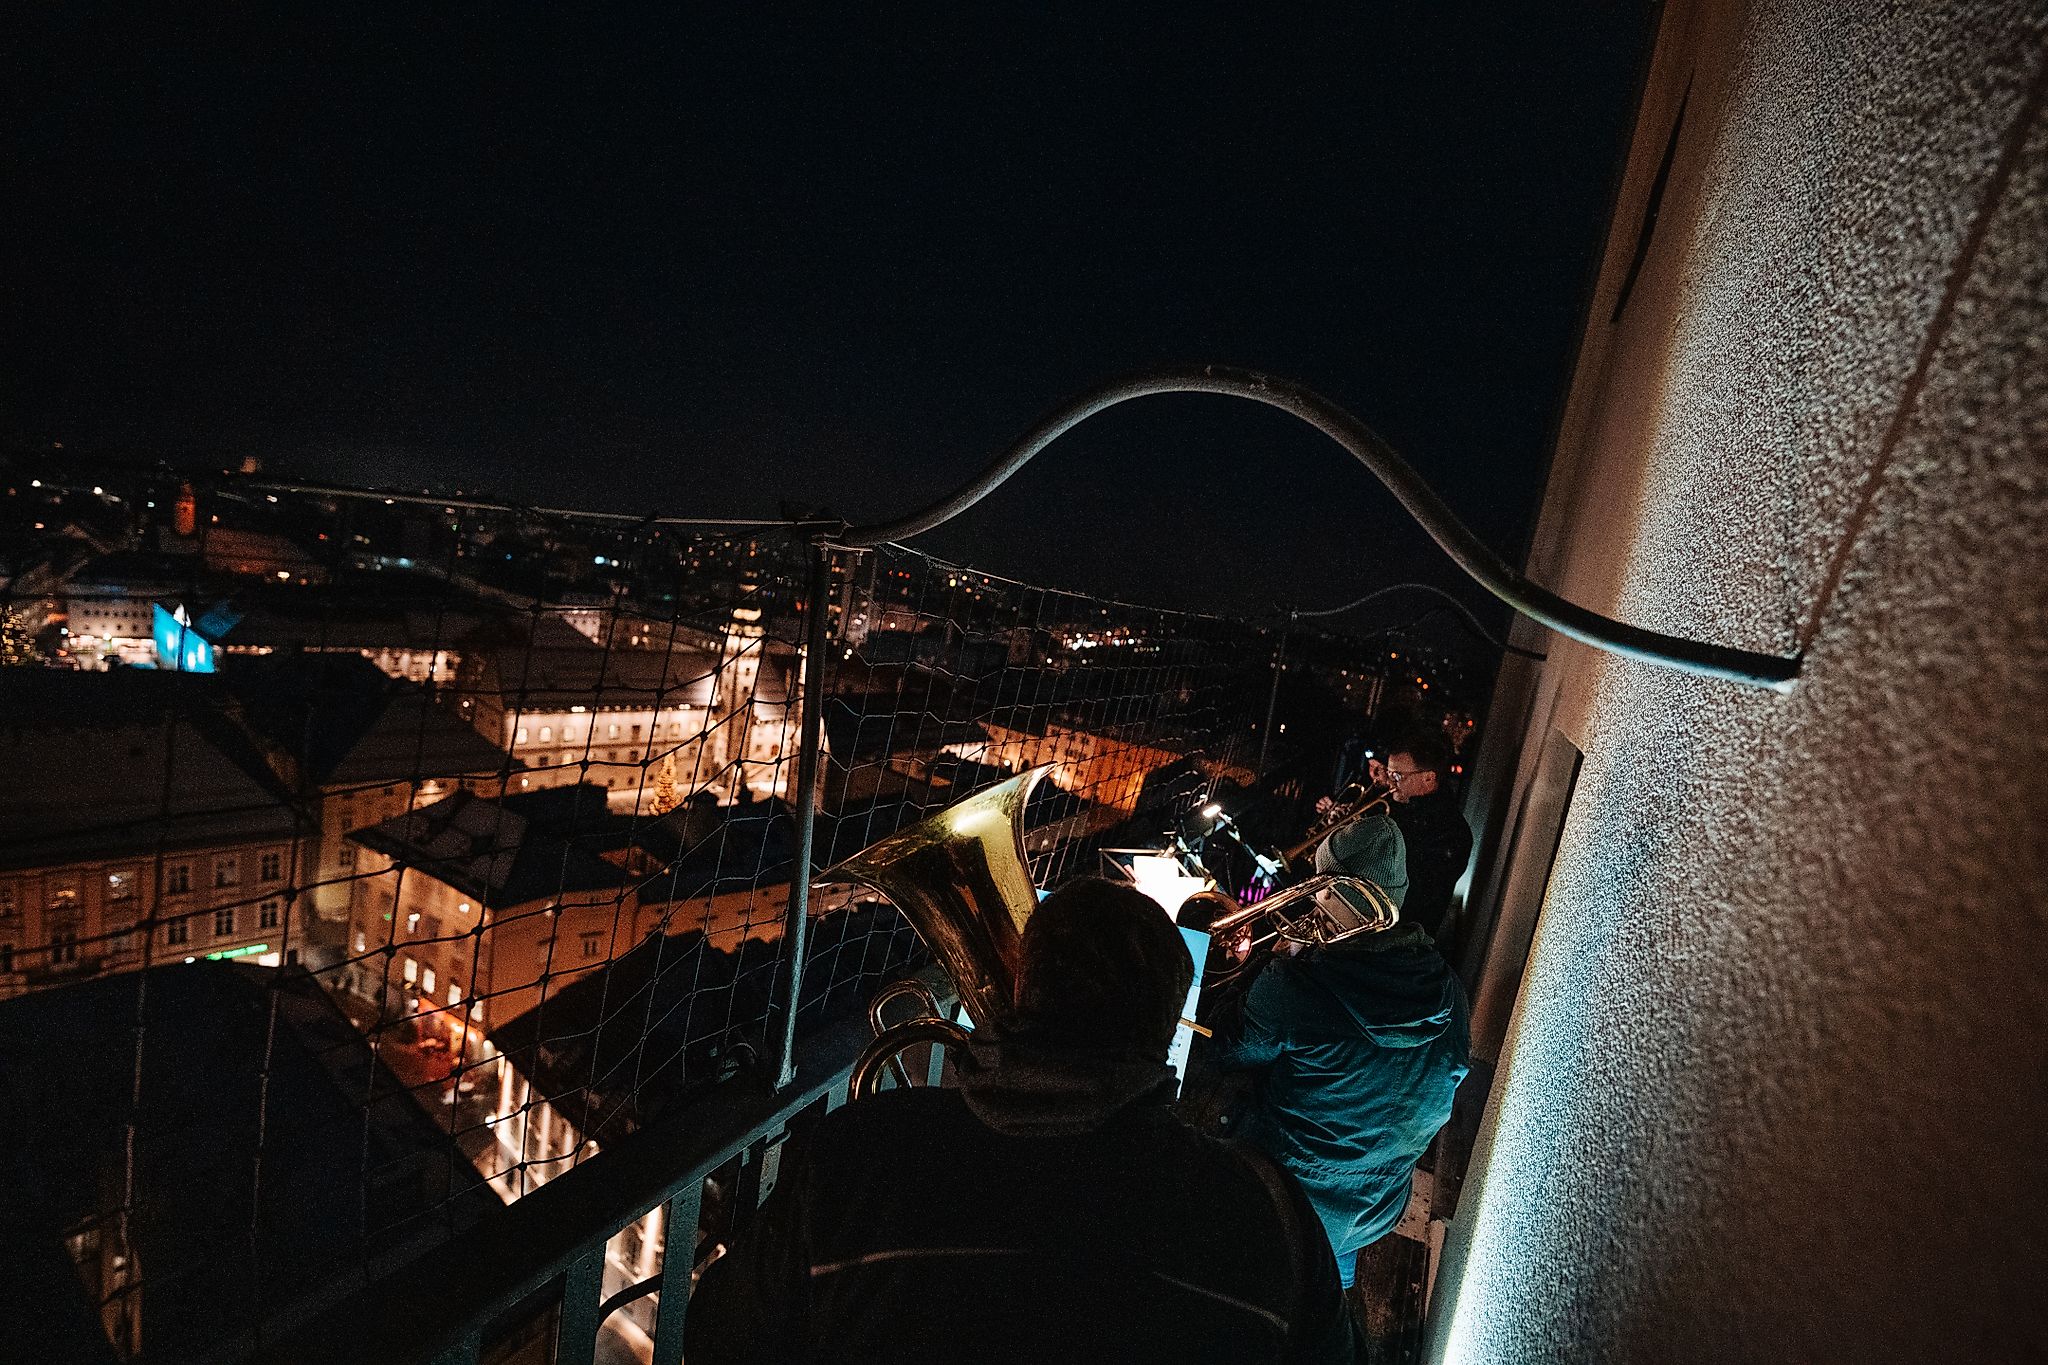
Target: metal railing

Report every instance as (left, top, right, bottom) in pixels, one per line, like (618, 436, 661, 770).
(259, 1002, 911, 1365)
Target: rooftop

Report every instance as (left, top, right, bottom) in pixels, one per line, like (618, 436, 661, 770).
(222, 653, 510, 790)
(0, 963, 494, 1362)
(348, 785, 632, 910)
(0, 670, 302, 870)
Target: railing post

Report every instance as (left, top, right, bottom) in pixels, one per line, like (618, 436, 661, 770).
(1255, 619, 1290, 782)
(552, 1249, 604, 1365)
(648, 1180, 703, 1365)
(774, 537, 835, 1090)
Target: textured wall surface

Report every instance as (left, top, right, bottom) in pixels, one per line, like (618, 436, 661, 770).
(1435, 2, 2047, 1361)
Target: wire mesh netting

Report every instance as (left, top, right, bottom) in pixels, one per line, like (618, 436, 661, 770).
(0, 485, 1282, 1360)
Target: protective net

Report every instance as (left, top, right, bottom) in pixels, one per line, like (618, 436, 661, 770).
(0, 484, 1285, 1359)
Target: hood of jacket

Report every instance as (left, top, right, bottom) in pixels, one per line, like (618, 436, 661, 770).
(1299, 924, 1461, 1049)
(955, 1022, 1180, 1137)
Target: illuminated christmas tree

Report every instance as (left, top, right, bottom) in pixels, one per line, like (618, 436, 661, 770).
(652, 752, 680, 814)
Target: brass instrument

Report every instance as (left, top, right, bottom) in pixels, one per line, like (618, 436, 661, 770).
(1278, 780, 1393, 868)
(827, 766, 1051, 1098)
(1199, 872, 1400, 973)
(827, 763, 1402, 1097)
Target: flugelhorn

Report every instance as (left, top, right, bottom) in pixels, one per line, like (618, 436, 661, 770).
(1278, 780, 1393, 868)
(1203, 872, 1399, 957)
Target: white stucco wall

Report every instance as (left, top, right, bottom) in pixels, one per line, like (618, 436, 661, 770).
(1436, 2, 2047, 1360)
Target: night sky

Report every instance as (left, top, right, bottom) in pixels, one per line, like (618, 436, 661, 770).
(9, 7, 1654, 644)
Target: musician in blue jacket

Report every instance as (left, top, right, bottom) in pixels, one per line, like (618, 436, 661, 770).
(1209, 813, 1470, 1289)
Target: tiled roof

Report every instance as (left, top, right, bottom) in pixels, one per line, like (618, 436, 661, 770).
(349, 786, 630, 909)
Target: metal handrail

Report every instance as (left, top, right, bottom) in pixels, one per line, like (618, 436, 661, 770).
(249, 366, 1801, 691)
(839, 365, 1800, 691)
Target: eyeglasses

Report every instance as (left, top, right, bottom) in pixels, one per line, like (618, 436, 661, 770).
(1383, 768, 1422, 786)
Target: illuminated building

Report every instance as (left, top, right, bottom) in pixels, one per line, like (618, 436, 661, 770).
(197, 526, 327, 583)
(0, 672, 308, 1001)
(58, 553, 195, 670)
(453, 599, 817, 810)
(220, 654, 511, 960)
(339, 784, 642, 1034)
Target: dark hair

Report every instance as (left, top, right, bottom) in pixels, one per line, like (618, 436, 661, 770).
(1390, 730, 1453, 778)
(1015, 877, 1193, 1056)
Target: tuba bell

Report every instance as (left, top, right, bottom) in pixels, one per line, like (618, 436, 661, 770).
(822, 765, 1051, 1097)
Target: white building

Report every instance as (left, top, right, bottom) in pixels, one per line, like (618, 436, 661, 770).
(455, 601, 816, 810)
(0, 673, 308, 1000)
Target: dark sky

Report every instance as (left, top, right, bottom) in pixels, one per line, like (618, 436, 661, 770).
(8, 6, 1654, 643)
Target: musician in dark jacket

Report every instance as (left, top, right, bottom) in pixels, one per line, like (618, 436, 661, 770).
(1377, 733, 1473, 944)
(687, 877, 1362, 1364)
(1210, 813, 1470, 1289)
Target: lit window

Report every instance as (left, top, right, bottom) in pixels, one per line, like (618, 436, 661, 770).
(403, 957, 418, 985)
(422, 966, 436, 995)
(214, 857, 239, 889)
(354, 931, 366, 954)
(259, 898, 281, 930)
(515, 727, 529, 744)
(608, 723, 619, 739)
(214, 906, 235, 937)
(539, 726, 553, 742)
(447, 984, 461, 1006)
(106, 870, 137, 902)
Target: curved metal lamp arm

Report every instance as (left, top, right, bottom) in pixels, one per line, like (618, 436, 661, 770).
(839, 365, 1800, 692)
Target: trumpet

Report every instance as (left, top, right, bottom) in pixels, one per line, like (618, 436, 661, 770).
(1278, 781, 1393, 868)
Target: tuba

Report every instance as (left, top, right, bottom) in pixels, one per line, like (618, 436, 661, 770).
(823, 765, 1050, 1097)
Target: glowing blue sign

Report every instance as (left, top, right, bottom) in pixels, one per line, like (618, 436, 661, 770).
(153, 604, 216, 674)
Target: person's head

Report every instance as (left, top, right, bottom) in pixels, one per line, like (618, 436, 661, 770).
(1014, 877, 1193, 1059)
(1384, 732, 1452, 803)
(1311, 811, 1408, 937)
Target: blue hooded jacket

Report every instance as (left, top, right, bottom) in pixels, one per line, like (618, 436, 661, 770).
(1213, 923, 1470, 1261)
